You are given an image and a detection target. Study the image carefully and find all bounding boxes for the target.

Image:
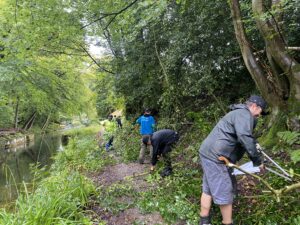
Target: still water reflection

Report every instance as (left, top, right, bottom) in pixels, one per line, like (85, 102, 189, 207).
(0, 133, 62, 204)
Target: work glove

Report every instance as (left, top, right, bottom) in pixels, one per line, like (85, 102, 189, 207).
(256, 143, 266, 166)
(256, 143, 263, 151)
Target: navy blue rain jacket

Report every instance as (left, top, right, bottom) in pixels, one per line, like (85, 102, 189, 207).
(199, 104, 262, 166)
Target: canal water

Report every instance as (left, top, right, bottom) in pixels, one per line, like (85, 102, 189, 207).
(0, 133, 63, 204)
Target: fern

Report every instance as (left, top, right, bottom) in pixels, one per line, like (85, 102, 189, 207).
(277, 131, 300, 146)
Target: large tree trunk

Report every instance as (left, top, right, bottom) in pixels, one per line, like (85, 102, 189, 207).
(229, 0, 300, 145)
(228, 0, 286, 109)
(229, 0, 300, 111)
(252, 0, 300, 112)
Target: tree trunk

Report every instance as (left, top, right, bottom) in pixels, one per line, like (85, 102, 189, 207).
(252, 0, 300, 109)
(22, 111, 37, 130)
(14, 97, 20, 129)
(229, 0, 300, 145)
(228, 0, 286, 109)
(41, 114, 51, 131)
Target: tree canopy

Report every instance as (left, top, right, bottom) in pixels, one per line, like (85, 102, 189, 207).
(0, 0, 299, 130)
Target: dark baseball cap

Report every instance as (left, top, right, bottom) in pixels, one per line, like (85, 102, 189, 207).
(144, 108, 151, 113)
(248, 95, 268, 115)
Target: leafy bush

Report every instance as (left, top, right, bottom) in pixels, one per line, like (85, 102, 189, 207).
(113, 122, 141, 162)
(53, 136, 116, 172)
(291, 150, 300, 164)
(0, 105, 13, 128)
(276, 131, 300, 163)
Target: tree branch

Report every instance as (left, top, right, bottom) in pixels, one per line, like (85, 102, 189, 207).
(219, 156, 300, 202)
(40, 49, 86, 56)
(81, 0, 140, 29)
(226, 47, 300, 62)
(264, 1, 287, 46)
(229, 0, 276, 105)
(79, 44, 115, 74)
(252, 0, 300, 101)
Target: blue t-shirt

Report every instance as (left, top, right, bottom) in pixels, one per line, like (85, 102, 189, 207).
(136, 115, 155, 135)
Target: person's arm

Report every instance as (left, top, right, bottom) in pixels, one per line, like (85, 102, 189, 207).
(136, 116, 141, 125)
(234, 113, 263, 166)
(151, 142, 159, 167)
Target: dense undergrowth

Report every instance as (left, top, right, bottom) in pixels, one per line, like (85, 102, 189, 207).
(0, 116, 299, 224)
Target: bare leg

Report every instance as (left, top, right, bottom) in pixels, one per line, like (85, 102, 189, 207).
(200, 192, 212, 217)
(220, 204, 233, 224)
(149, 144, 153, 159)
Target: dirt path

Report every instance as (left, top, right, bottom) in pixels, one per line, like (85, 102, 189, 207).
(88, 156, 166, 225)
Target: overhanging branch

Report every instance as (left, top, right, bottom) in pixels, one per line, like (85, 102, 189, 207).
(81, 0, 140, 29)
(79, 44, 115, 74)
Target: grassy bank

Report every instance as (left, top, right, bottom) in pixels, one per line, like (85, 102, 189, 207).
(0, 126, 115, 224)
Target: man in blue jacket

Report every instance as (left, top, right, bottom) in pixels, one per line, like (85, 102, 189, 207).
(136, 109, 156, 164)
(199, 95, 267, 225)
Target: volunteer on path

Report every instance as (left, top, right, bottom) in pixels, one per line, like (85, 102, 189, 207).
(199, 95, 267, 225)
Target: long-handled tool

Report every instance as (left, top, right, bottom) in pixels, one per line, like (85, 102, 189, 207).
(231, 144, 293, 181)
(256, 144, 293, 181)
(219, 156, 300, 202)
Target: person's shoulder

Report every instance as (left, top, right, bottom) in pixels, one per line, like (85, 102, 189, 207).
(231, 107, 252, 121)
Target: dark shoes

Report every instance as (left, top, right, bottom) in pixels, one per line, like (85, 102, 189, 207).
(160, 167, 173, 177)
(199, 216, 211, 225)
(199, 215, 233, 225)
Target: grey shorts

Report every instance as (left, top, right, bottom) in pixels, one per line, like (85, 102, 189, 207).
(200, 156, 234, 205)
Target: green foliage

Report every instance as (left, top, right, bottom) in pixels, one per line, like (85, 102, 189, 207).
(0, 127, 120, 224)
(0, 103, 13, 128)
(137, 168, 200, 224)
(63, 125, 101, 138)
(290, 149, 300, 164)
(81, 0, 256, 116)
(0, 169, 94, 224)
(54, 136, 116, 172)
(275, 131, 300, 163)
(95, 183, 137, 214)
(113, 123, 140, 162)
(0, 0, 96, 129)
(234, 189, 300, 224)
(260, 113, 287, 148)
(277, 131, 300, 146)
(186, 111, 214, 134)
(95, 72, 125, 118)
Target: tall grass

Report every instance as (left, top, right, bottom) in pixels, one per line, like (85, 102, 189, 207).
(0, 171, 94, 225)
(62, 125, 101, 138)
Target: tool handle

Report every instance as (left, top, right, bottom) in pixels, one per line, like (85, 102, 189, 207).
(218, 156, 230, 165)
